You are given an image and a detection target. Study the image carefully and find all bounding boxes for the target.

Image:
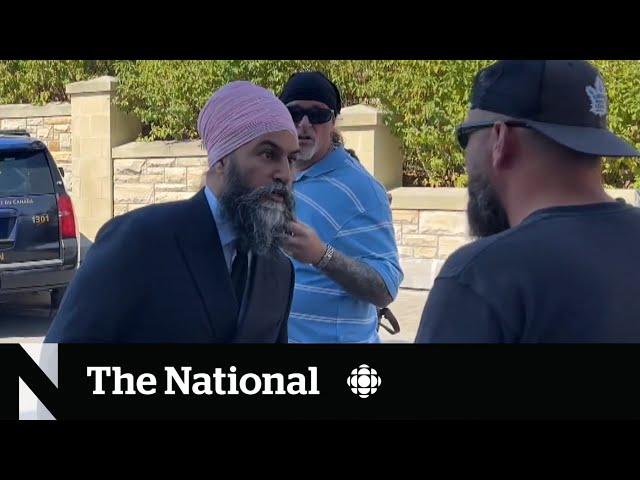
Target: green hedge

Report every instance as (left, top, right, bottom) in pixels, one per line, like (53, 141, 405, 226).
(0, 61, 115, 104)
(1, 60, 638, 188)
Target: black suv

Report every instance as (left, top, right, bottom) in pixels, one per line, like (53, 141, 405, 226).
(0, 130, 79, 308)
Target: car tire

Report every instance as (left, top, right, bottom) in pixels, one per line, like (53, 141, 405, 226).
(51, 287, 66, 309)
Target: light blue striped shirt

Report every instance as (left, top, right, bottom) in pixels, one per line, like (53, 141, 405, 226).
(289, 147, 403, 343)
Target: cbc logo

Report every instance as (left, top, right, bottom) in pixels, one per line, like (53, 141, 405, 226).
(347, 364, 381, 398)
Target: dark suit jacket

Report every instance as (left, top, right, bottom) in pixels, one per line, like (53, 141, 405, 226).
(45, 189, 294, 343)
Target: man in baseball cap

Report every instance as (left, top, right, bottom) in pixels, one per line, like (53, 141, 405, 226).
(417, 60, 640, 343)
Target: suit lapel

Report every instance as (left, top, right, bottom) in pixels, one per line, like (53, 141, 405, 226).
(175, 189, 238, 342)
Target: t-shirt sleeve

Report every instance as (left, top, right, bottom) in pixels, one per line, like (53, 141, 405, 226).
(332, 205, 403, 300)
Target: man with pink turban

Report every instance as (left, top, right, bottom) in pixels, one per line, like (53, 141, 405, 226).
(46, 81, 300, 343)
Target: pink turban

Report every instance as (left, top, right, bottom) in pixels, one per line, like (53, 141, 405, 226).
(197, 81, 298, 167)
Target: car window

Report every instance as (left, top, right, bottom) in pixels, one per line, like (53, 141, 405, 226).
(0, 150, 55, 196)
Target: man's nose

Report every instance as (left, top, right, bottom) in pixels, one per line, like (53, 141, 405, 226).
(273, 156, 292, 186)
(298, 115, 312, 129)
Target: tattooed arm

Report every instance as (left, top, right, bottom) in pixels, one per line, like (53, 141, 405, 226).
(282, 220, 395, 308)
(319, 247, 393, 308)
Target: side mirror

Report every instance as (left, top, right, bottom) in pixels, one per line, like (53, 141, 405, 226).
(58, 167, 65, 178)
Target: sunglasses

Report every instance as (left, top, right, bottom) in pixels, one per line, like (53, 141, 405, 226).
(456, 119, 534, 149)
(287, 106, 335, 125)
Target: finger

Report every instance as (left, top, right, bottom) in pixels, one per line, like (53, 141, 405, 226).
(287, 221, 308, 236)
(280, 235, 301, 250)
(280, 235, 294, 247)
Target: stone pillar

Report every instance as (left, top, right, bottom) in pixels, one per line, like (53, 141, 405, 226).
(66, 76, 141, 244)
(336, 104, 403, 190)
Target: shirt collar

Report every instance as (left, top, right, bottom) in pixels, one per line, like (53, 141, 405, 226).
(294, 146, 352, 182)
(204, 186, 238, 248)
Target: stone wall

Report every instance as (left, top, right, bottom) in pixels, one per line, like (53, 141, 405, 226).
(111, 141, 207, 215)
(66, 76, 141, 243)
(389, 188, 470, 290)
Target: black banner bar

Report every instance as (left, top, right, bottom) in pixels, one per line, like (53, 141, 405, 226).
(2, 344, 640, 420)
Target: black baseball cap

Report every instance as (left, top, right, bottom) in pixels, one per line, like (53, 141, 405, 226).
(463, 60, 639, 157)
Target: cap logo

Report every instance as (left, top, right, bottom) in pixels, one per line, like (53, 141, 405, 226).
(585, 76, 608, 117)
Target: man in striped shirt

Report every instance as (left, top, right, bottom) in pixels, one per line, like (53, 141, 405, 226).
(279, 72, 403, 343)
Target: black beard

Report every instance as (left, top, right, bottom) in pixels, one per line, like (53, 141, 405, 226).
(467, 171, 511, 238)
(219, 163, 296, 255)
